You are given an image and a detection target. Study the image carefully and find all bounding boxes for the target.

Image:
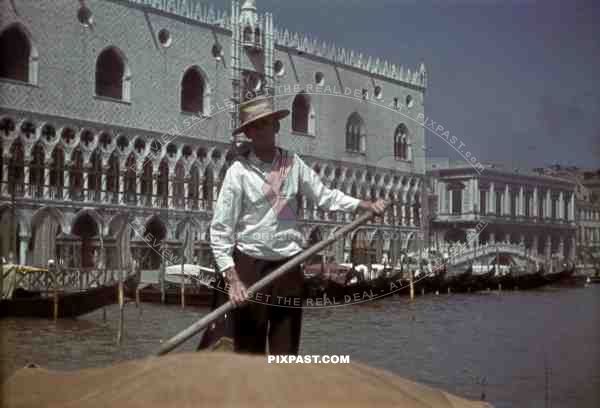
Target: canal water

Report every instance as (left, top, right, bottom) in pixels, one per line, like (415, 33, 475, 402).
(1, 285, 599, 407)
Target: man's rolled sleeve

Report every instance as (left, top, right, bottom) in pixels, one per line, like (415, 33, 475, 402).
(210, 162, 242, 272)
(298, 155, 360, 212)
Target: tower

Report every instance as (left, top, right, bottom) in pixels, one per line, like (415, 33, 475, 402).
(230, 0, 274, 142)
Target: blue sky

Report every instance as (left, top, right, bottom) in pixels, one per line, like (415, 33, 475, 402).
(213, 0, 599, 169)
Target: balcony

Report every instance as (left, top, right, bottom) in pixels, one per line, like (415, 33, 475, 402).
(0, 180, 214, 212)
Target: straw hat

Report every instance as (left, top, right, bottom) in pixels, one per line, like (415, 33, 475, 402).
(232, 97, 289, 136)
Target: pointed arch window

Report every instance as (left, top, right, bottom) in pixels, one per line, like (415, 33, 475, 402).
(413, 196, 421, 226)
(292, 92, 314, 134)
(50, 147, 64, 199)
(449, 182, 464, 215)
(123, 154, 136, 204)
(107, 152, 119, 202)
(141, 158, 153, 206)
(203, 167, 214, 210)
(157, 160, 169, 208)
(88, 150, 102, 201)
(95, 47, 130, 101)
(254, 27, 261, 45)
(30, 143, 45, 198)
(346, 113, 365, 153)
(189, 165, 200, 210)
(70, 149, 84, 201)
(394, 124, 410, 160)
(181, 67, 206, 114)
(174, 161, 185, 208)
(8, 140, 25, 196)
(243, 26, 253, 43)
(0, 24, 37, 84)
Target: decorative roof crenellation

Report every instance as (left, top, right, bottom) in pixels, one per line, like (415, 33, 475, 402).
(125, 0, 427, 87)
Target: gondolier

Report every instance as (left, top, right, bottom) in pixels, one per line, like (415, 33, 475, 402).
(210, 96, 385, 355)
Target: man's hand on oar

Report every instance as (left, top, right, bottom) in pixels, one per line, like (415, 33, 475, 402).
(224, 267, 248, 306)
(358, 199, 387, 216)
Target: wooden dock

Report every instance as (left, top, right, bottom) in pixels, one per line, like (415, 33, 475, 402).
(0, 260, 140, 319)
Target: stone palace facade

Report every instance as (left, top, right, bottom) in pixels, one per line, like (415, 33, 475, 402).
(0, 0, 428, 271)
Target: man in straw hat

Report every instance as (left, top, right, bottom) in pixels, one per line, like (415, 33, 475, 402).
(210, 96, 385, 355)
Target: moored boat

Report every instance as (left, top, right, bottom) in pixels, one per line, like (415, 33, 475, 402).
(0, 265, 140, 319)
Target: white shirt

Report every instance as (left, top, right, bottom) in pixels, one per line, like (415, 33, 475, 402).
(210, 147, 361, 272)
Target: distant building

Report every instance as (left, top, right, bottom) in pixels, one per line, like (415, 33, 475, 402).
(533, 166, 600, 264)
(427, 161, 577, 262)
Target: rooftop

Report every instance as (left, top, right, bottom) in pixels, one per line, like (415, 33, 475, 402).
(124, 0, 426, 87)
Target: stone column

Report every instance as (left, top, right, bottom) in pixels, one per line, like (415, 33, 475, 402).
(441, 184, 448, 214)
(136, 171, 142, 206)
(23, 159, 31, 198)
(533, 187, 538, 218)
(19, 232, 30, 265)
(504, 184, 510, 216)
(436, 181, 443, 214)
(569, 193, 575, 221)
(558, 191, 564, 220)
(43, 164, 50, 199)
(466, 228, 478, 249)
(488, 182, 494, 214)
(472, 178, 479, 214)
(401, 204, 407, 225)
(153, 170, 159, 207)
(1, 160, 9, 195)
(184, 177, 189, 210)
(569, 236, 576, 259)
(545, 190, 551, 219)
(558, 237, 564, 258)
(519, 186, 524, 216)
(100, 165, 108, 203)
(83, 163, 91, 201)
(119, 170, 126, 205)
(545, 236, 552, 259)
(63, 164, 70, 200)
(168, 174, 174, 208)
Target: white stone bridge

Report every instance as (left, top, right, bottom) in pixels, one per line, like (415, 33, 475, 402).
(444, 242, 548, 268)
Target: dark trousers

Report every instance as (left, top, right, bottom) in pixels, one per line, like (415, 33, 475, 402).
(232, 248, 304, 355)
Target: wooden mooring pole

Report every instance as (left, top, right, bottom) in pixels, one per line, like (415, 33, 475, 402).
(0, 257, 4, 299)
(180, 256, 185, 310)
(48, 260, 59, 321)
(409, 270, 414, 301)
(160, 261, 166, 304)
(117, 268, 124, 345)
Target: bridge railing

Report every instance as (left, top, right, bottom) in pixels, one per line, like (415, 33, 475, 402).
(445, 242, 547, 266)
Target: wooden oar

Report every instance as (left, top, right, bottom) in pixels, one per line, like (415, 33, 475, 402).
(155, 202, 389, 356)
